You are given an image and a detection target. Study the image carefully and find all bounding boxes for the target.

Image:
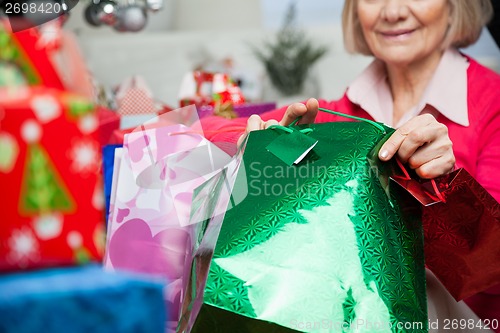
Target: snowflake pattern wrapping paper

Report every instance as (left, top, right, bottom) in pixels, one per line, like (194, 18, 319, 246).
(178, 121, 428, 333)
(0, 86, 104, 271)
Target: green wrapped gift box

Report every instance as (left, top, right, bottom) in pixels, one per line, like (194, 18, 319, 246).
(179, 116, 428, 333)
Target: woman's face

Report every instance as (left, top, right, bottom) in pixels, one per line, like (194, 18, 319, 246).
(357, 0, 451, 67)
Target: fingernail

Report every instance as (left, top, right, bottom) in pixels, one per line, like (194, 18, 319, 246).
(379, 150, 389, 160)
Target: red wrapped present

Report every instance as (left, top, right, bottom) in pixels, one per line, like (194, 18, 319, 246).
(1, 19, 93, 98)
(178, 71, 245, 108)
(0, 86, 105, 271)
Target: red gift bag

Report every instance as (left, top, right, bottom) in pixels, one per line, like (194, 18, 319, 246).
(392, 166, 500, 301)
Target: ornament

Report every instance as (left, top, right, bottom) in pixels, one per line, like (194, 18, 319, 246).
(114, 5, 148, 32)
(145, 0, 162, 12)
(84, 0, 119, 27)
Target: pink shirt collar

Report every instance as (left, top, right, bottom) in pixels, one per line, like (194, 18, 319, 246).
(346, 48, 470, 127)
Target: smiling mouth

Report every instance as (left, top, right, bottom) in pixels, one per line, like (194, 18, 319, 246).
(380, 29, 415, 39)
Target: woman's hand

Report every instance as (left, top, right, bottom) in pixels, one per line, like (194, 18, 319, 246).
(237, 98, 319, 146)
(378, 114, 456, 179)
(238, 101, 455, 179)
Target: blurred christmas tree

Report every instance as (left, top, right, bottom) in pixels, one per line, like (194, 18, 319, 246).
(20, 144, 75, 214)
(252, 2, 328, 96)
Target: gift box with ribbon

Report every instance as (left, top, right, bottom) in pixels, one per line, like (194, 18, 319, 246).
(178, 70, 245, 108)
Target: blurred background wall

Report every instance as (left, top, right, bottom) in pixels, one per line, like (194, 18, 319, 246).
(62, 0, 500, 107)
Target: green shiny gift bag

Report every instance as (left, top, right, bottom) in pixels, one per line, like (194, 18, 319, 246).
(178, 111, 428, 333)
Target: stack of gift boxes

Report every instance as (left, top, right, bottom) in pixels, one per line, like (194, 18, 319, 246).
(0, 20, 166, 333)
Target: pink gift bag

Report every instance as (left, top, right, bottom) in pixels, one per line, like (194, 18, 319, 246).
(104, 122, 231, 332)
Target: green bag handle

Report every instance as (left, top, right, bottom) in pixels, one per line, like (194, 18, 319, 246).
(265, 107, 388, 166)
(289, 107, 387, 133)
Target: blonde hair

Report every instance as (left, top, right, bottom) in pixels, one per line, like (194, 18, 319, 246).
(342, 0, 494, 55)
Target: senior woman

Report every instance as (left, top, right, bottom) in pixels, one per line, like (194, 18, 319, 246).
(202, 0, 500, 329)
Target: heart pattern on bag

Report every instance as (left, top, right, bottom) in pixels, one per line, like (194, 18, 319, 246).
(108, 218, 190, 321)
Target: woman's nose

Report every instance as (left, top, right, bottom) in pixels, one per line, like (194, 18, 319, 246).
(380, 0, 410, 22)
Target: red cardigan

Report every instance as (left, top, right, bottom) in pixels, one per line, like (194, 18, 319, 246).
(203, 57, 500, 202)
(200, 56, 500, 322)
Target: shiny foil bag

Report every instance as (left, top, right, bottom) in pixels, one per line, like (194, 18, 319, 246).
(393, 167, 500, 301)
(178, 119, 428, 333)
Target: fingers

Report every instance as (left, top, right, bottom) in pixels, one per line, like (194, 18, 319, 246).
(397, 122, 448, 163)
(411, 152, 455, 178)
(236, 132, 247, 147)
(379, 114, 455, 179)
(280, 98, 319, 126)
(379, 114, 436, 161)
(264, 119, 280, 129)
(404, 129, 451, 168)
(303, 98, 319, 124)
(237, 116, 280, 147)
(237, 114, 262, 147)
(246, 115, 280, 132)
(405, 128, 455, 178)
(239, 97, 318, 147)
(247, 114, 264, 132)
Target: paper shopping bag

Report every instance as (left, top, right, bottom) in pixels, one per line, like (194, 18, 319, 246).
(104, 123, 231, 332)
(178, 116, 428, 333)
